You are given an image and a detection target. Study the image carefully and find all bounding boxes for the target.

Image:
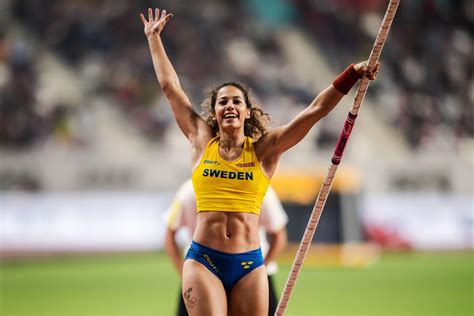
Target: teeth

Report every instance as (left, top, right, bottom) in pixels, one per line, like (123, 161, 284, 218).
(224, 114, 237, 118)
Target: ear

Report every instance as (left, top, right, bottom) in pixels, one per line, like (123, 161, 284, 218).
(246, 109, 251, 119)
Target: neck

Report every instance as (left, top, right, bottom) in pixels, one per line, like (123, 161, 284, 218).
(218, 130, 246, 150)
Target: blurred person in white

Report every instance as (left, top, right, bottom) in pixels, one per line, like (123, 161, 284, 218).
(140, 7, 377, 316)
(165, 179, 288, 316)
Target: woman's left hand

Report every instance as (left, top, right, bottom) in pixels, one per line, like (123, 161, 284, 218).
(354, 61, 380, 80)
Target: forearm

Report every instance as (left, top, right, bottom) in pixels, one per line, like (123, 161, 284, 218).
(309, 63, 362, 118)
(264, 245, 279, 266)
(147, 35, 180, 91)
(309, 85, 345, 119)
(146, 34, 202, 137)
(264, 65, 360, 152)
(264, 230, 288, 265)
(164, 230, 184, 276)
(268, 86, 343, 152)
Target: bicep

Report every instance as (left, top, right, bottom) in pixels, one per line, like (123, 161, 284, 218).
(259, 108, 321, 157)
(261, 86, 344, 155)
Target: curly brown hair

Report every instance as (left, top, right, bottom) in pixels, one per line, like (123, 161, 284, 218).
(200, 82, 271, 141)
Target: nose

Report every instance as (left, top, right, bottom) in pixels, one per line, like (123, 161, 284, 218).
(224, 101, 235, 110)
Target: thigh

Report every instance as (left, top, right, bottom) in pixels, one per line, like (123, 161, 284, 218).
(182, 259, 227, 316)
(228, 266, 269, 316)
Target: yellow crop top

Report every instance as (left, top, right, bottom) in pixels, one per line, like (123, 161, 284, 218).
(191, 136, 270, 215)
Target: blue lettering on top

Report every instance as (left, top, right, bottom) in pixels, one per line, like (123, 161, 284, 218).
(202, 169, 253, 181)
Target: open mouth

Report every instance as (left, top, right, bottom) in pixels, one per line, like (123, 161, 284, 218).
(223, 113, 239, 120)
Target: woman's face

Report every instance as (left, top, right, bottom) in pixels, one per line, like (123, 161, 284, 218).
(214, 85, 250, 132)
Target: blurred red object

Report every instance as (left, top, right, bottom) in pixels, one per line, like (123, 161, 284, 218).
(365, 224, 412, 250)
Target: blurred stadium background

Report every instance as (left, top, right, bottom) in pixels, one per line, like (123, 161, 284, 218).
(0, 0, 472, 315)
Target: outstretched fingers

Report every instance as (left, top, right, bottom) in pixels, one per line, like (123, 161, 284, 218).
(139, 8, 160, 24)
(140, 8, 173, 35)
(155, 8, 160, 21)
(140, 8, 173, 23)
(151, 13, 173, 32)
(139, 13, 147, 25)
(163, 12, 173, 23)
(148, 8, 153, 21)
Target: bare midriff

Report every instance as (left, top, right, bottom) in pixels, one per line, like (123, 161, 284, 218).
(193, 211, 261, 253)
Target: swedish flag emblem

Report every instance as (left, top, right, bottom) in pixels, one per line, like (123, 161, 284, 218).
(241, 261, 254, 269)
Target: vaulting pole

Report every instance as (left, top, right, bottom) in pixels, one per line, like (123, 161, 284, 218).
(275, 1, 400, 314)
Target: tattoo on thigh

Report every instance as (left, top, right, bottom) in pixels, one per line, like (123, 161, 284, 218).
(183, 286, 197, 309)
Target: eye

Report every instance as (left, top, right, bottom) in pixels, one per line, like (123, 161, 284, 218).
(233, 100, 241, 105)
(218, 100, 226, 106)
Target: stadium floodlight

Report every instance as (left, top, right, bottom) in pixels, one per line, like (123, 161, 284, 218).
(275, 1, 401, 315)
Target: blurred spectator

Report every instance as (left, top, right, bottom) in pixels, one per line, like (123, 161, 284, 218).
(0, 35, 44, 148)
(0, 171, 42, 191)
(0, 0, 471, 151)
(295, 0, 473, 150)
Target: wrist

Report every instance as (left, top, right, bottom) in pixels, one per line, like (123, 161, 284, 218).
(146, 34, 162, 42)
(332, 64, 363, 95)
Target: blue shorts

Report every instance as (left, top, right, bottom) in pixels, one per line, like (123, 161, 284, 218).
(185, 240, 264, 291)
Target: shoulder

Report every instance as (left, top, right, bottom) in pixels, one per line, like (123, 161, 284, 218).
(190, 132, 218, 168)
(198, 134, 219, 149)
(253, 128, 283, 158)
(253, 131, 282, 177)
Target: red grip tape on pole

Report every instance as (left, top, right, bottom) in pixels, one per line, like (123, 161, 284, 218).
(331, 112, 357, 165)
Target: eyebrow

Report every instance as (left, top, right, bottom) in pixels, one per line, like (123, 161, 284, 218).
(217, 96, 243, 101)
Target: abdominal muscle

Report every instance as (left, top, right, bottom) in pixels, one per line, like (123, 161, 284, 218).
(193, 211, 261, 253)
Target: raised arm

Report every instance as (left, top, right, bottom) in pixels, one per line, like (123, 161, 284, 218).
(140, 8, 212, 143)
(256, 62, 379, 176)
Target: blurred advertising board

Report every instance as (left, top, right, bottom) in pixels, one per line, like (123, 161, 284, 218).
(361, 193, 473, 250)
(1, 192, 172, 256)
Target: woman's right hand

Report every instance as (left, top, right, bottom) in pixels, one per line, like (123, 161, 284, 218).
(140, 8, 173, 39)
(353, 61, 380, 80)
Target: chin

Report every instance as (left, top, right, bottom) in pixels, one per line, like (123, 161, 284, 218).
(221, 122, 242, 130)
